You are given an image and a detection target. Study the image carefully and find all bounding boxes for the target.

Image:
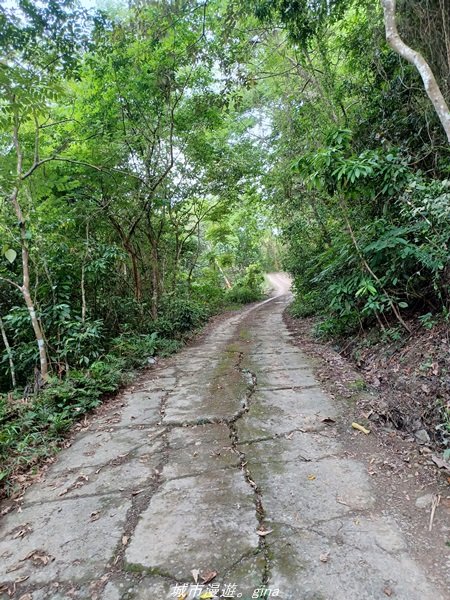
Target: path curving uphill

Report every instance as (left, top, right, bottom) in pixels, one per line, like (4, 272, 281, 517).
(0, 273, 446, 599)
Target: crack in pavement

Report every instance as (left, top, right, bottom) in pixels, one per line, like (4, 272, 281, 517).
(225, 353, 272, 587)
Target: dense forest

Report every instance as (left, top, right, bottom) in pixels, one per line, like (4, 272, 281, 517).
(1, 0, 449, 494)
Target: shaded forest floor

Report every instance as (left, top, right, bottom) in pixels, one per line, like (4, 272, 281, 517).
(284, 311, 450, 481)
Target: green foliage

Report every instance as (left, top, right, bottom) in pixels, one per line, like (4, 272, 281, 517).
(109, 333, 159, 368)
(226, 263, 265, 304)
(60, 319, 104, 367)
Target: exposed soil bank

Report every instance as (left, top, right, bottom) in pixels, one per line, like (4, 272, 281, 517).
(284, 312, 450, 455)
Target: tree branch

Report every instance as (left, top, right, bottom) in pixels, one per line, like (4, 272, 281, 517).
(381, 0, 450, 143)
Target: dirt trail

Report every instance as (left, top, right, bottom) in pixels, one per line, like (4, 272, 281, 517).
(0, 273, 448, 600)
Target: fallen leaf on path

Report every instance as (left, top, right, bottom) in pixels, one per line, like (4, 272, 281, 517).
(383, 586, 393, 596)
(199, 593, 215, 599)
(90, 511, 100, 522)
(13, 524, 32, 539)
(431, 455, 450, 473)
(131, 489, 144, 496)
(121, 536, 128, 546)
(336, 497, 348, 506)
(201, 570, 217, 583)
(352, 422, 370, 435)
(18, 594, 32, 600)
(21, 551, 53, 566)
(191, 568, 200, 583)
(307, 474, 316, 480)
(319, 552, 330, 563)
(256, 529, 273, 537)
(429, 494, 441, 532)
(14, 577, 29, 584)
(321, 417, 336, 425)
(177, 595, 188, 600)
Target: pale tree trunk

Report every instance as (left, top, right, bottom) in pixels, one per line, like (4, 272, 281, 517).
(216, 261, 232, 289)
(11, 116, 49, 381)
(0, 315, 16, 389)
(81, 222, 90, 322)
(381, 0, 450, 143)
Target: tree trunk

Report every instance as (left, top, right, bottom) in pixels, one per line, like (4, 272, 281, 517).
(381, 0, 450, 143)
(81, 222, 90, 322)
(0, 315, 16, 389)
(10, 187, 49, 380)
(9, 114, 49, 381)
(150, 244, 160, 320)
(123, 242, 142, 302)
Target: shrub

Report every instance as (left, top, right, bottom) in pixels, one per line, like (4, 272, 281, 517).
(155, 296, 208, 338)
(226, 285, 262, 304)
(226, 263, 265, 304)
(109, 332, 159, 368)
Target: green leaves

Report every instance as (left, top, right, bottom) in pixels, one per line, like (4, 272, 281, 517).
(3, 248, 17, 264)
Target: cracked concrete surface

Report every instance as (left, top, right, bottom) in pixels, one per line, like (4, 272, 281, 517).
(0, 273, 448, 600)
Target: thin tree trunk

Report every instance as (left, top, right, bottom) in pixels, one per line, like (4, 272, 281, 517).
(381, 0, 450, 143)
(81, 222, 90, 322)
(0, 316, 16, 389)
(10, 189, 49, 380)
(187, 222, 202, 286)
(216, 262, 232, 289)
(150, 244, 160, 320)
(340, 197, 411, 333)
(8, 107, 49, 381)
(123, 243, 142, 302)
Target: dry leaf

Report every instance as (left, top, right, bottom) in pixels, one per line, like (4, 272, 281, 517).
(307, 474, 316, 481)
(177, 594, 188, 600)
(321, 417, 336, 425)
(431, 455, 450, 473)
(18, 595, 32, 600)
(121, 536, 128, 546)
(21, 551, 53, 566)
(336, 497, 348, 506)
(13, 524, 32, 539)
(319, 552, 330, 563)
(256, 529, 273, 537)
(201, 570, 217, 583)
(199, 593, 215, 600)
(191, 568, 200, 583)
(90, 511, 100, 522)
(352, 422, 370, 435)
(383, 587, 393, 597)
(131, 489, 144, 496)
(6, 562, 22, 573)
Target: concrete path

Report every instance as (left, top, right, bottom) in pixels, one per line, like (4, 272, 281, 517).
(0, 274, 447, 599)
